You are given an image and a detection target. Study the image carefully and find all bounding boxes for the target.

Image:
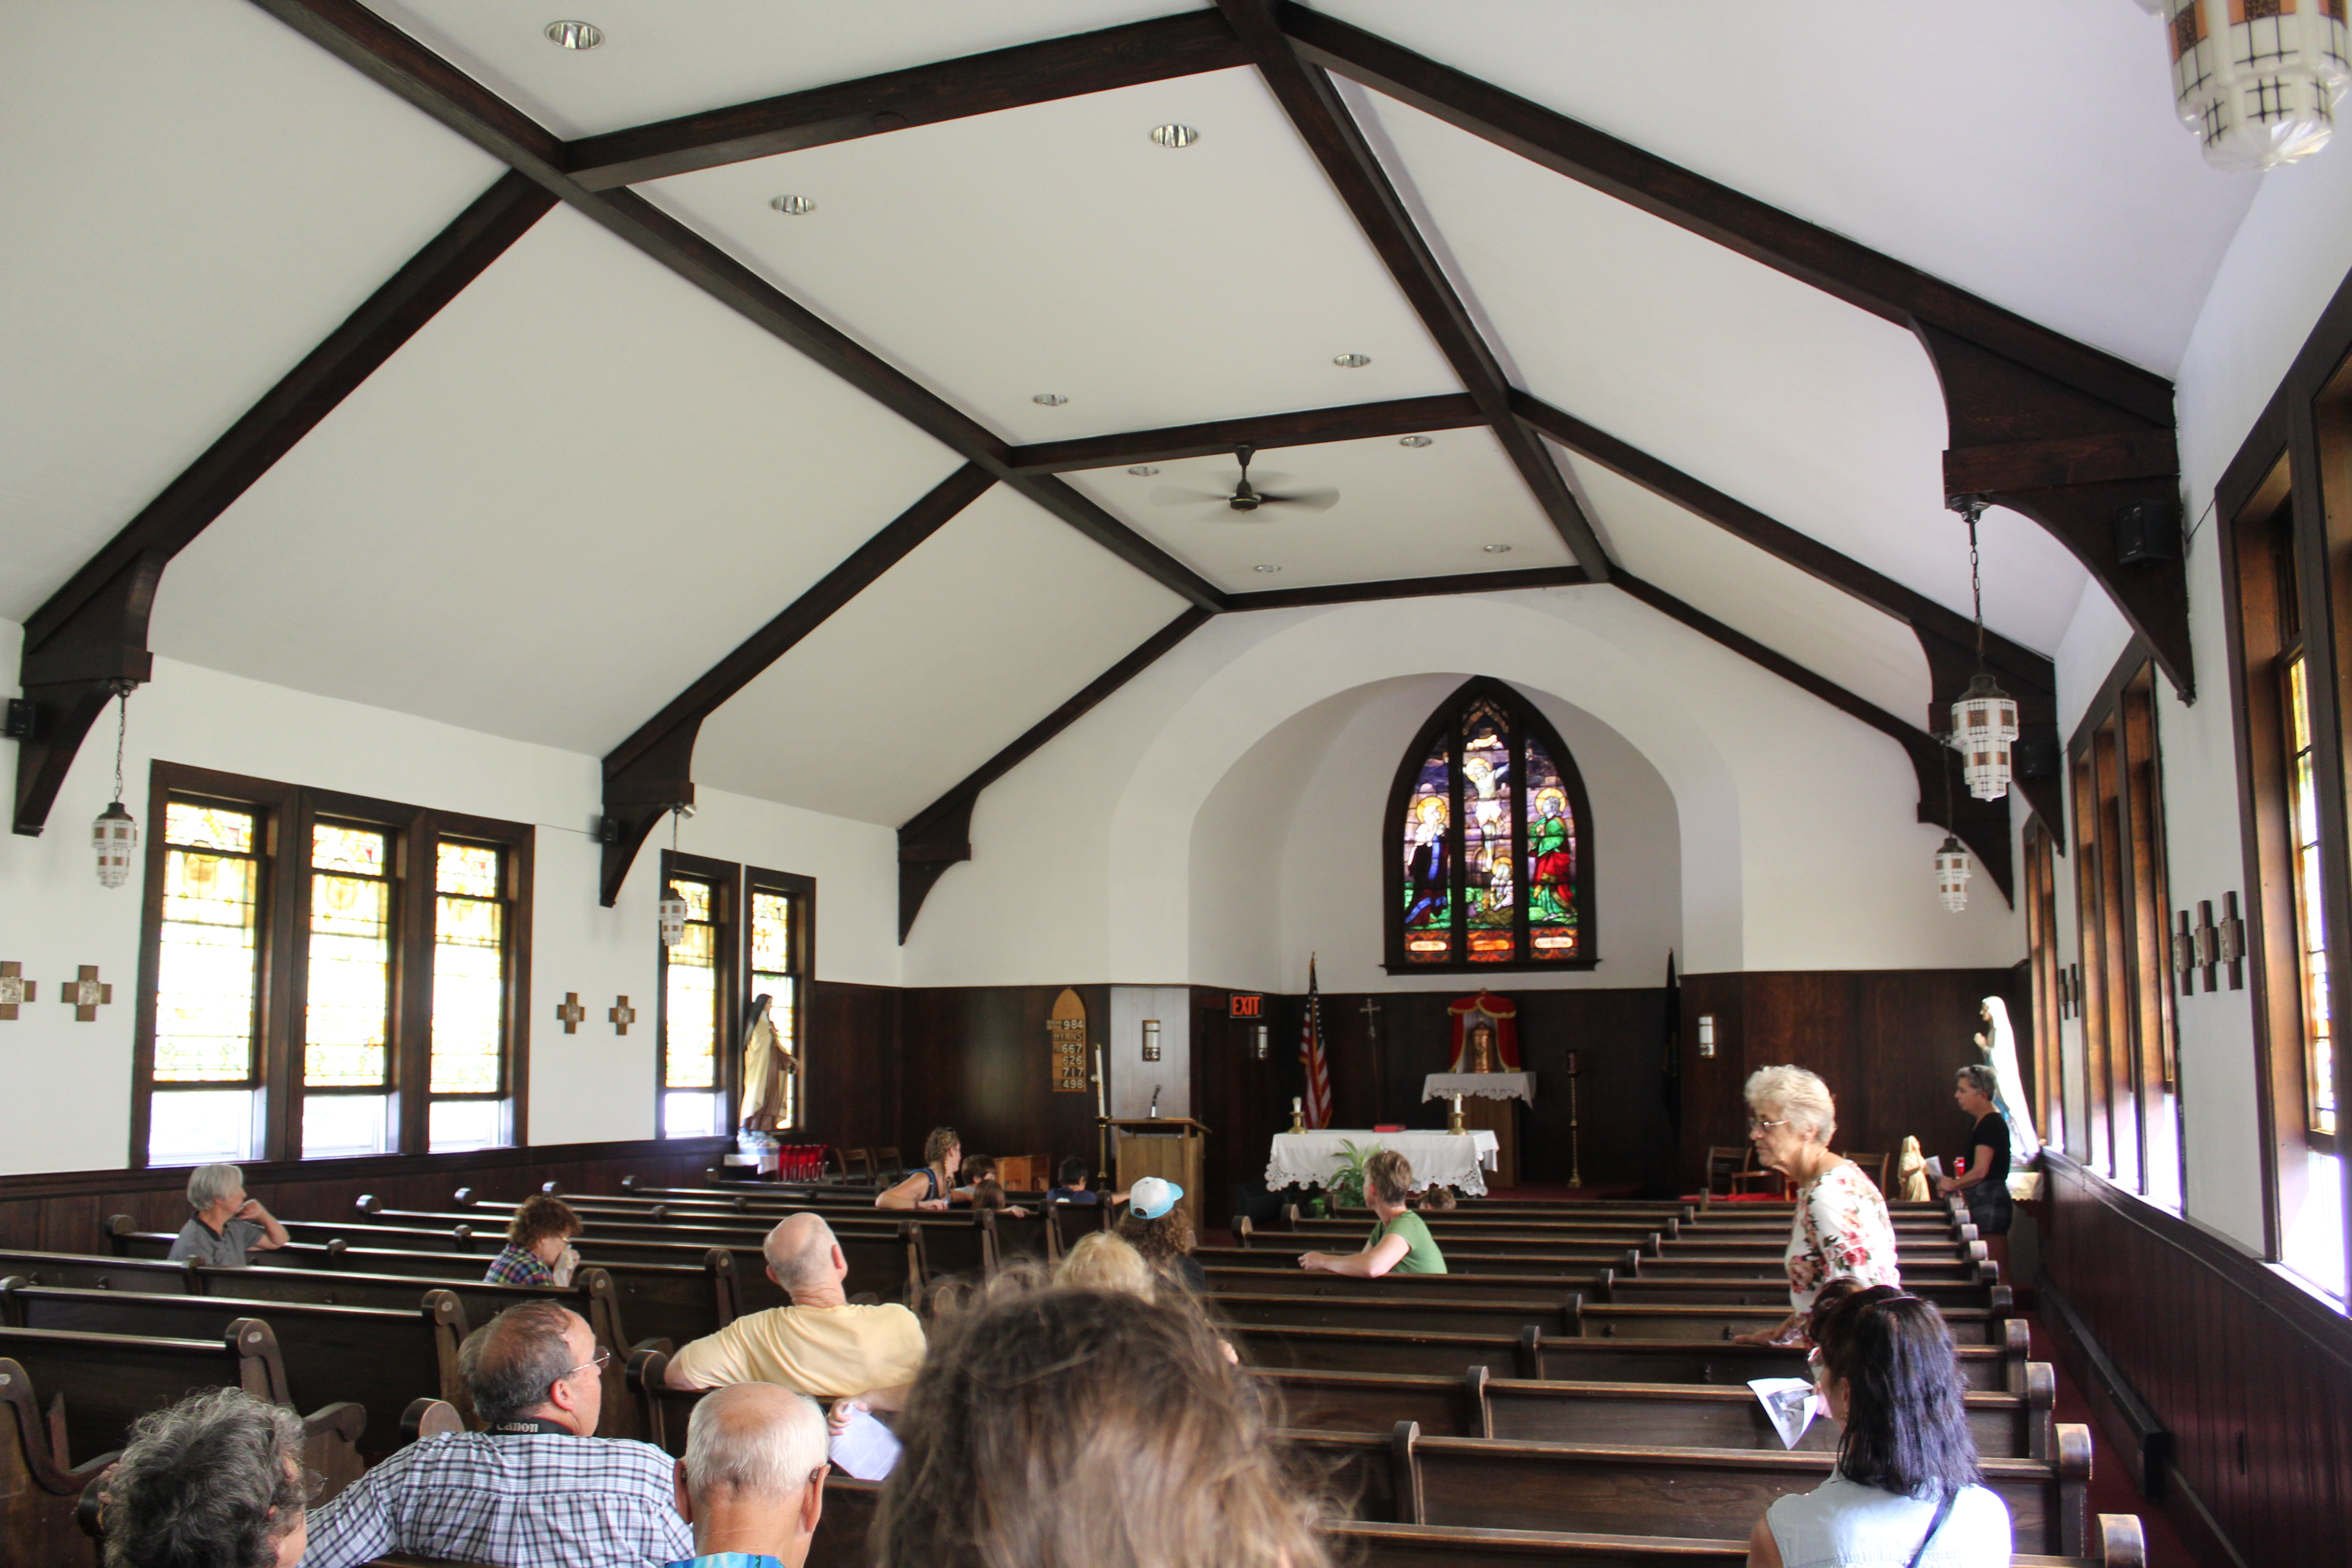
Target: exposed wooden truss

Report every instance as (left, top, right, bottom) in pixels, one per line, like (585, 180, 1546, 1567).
(1004, 393, 1485, 475)
(9, 170, 554, 835)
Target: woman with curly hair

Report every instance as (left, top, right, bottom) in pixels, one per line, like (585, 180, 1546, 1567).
(1733, 1064, 1900, 1346)
(482, 1193, 581, 1287)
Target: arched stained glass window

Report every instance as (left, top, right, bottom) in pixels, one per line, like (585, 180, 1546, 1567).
(1386, 677, 1595, 971)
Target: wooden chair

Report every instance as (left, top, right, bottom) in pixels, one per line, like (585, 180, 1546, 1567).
(1704, 1145, 1754, 1196)
(841, 1148, 874, 1185)
(874, 1146, 904, 1178)
(1842, 1149, 1892, 1193)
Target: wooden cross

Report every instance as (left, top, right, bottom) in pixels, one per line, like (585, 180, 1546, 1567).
(609, 995, 637, 1035)
(2193, 900, 2221, 993)
(0, 962, 31, 1021)
(555, 992, 586, 1034)
(2172, 910, 2195, 997)
(2218, 892, 2247, 991)
(1359, 995, 1381, 1042)
(62, 965, 112, 1022)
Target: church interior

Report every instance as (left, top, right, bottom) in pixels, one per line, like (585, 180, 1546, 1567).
(5, 3, 2352, 1565)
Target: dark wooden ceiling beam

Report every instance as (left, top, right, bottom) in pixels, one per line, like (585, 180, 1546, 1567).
(1005, 392, 1484, 475)
(598, 464, 996, 905)
(898, 607, 1215, 939)
(1215, 0, 1610, 581)
(1224, 564, 1586, 612)
(565, 13, 1250, 188)
(1613, 572, 2013, 903)
(246, 0, 1224, 615)
(10, 169, 554, 837)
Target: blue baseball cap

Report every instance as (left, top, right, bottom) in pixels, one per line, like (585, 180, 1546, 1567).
(1128, 1176, 1183, 1220)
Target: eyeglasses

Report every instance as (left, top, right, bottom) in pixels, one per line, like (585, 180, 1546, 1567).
(1746, 1116, 1791, 1133)
(564, 1347, 612, 1378)
(299, 1467, 328, 1506)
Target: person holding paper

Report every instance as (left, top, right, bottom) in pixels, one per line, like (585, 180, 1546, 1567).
(666, 1383, 828, 1568)
(666, 1213, 925, 1416)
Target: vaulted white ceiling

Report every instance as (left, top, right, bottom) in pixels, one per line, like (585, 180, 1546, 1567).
(5, 0, 2272, 831)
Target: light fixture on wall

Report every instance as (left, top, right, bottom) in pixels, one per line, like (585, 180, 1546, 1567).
(1141, 1019, 1162, 1062)
(658, 804, 691, 948)
(1696, 1014, 1716, 1058)
(1946, 496, 2018, 801)
(2136, 0, 2349, 172)
(1253, 1023, 1269, 1060)
(92, 681, 138, 890)
(1935, 835, 1972, 913)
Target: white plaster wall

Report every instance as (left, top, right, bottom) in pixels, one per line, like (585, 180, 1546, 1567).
(0, 621, 900, 1175)
(904, 586, 2021, 988)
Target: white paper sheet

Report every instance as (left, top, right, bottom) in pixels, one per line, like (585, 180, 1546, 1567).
(1748, 1377, 1821, 1449)
(829, 1406, 902, 1480)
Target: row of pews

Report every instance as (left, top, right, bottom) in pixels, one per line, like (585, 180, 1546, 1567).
(0, 1178, 2146, 1568)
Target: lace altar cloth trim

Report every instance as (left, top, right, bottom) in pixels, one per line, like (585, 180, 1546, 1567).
(1421, 1072, 1536, 1104)
(1264, 1130, 1499, 1198)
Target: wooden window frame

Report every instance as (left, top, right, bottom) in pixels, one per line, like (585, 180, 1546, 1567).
(1382, 675, 1601, 974)
(745, 866, 816, 1133)
(130, 762, 533, 1167)
(657, 850, 740, 1139)
(2066, 645, 2182, 1205)
(2024, 819, 2064, 1146)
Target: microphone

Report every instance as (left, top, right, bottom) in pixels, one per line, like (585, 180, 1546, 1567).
(1149, 1086, 1161, 1118)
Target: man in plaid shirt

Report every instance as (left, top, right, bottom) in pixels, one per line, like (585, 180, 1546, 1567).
(303, 1299, 691, 1568)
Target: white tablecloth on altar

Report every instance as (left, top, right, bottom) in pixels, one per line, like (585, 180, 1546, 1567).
(1421, 1072, 1537, 1104)
(1264, 1130, 1502, 1197)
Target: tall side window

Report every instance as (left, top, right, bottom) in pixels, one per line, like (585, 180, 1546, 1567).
(659, 852, 737, 1139)
(2023, 821, 2064, 1148)
(748, 869, 815, 1131)
(145, 800, 270, 1166)
(1384, 676, 1597, 972)
(131, 764, 532, 1166)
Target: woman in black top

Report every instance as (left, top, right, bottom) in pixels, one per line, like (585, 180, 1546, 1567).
(1937, 1065, 2011, 1240)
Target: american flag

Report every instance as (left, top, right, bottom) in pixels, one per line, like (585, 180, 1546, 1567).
(1301, 955, 1333, 1128)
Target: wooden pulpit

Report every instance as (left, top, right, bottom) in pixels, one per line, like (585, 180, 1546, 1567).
(1102, 1117, 1211, 1222)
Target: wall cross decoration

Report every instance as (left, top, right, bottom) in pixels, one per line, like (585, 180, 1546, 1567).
(62, 965, 112, 1022)
(2193, 900, 2221, 993)
(0, 962, 31, 1020)
(609, 996, 637, 1035)
(2217, 892, 2247, 991)
(555, 992, 586, 1034)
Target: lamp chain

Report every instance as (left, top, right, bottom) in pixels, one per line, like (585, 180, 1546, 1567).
(1966, 502, 1987, 671)
(111, 686, 129, 805)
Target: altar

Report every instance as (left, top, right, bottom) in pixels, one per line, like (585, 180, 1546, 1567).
(1264, 1128, 1502, 1197)
(1421, 1072, 1534, 1188)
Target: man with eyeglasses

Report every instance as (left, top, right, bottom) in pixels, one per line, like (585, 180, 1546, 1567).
(303, 1299, 691, 1568)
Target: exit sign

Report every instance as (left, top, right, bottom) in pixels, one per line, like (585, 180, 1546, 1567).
(1229, 994, 1264, 1018)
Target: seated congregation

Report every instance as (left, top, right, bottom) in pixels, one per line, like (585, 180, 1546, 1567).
(10, 1075, 2132, 1568)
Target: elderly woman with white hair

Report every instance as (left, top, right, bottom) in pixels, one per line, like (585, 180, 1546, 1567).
(166, 1163, 288, 1268)
(1732, 1065, 1901, 1346)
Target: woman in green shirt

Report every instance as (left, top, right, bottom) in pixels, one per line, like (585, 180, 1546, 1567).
(1298, 1148, 1447, 1276)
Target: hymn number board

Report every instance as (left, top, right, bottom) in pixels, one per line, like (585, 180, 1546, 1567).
(1049, 986, 1088, 1093)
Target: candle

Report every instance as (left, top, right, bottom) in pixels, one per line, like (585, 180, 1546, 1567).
(1293, 1097, 1302, 1113)
(1093, 1045, 1106, 1119)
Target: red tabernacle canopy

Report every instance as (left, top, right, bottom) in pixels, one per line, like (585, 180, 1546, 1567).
(1446, 991, 1521, 1071)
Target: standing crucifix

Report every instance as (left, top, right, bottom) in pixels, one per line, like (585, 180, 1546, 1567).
(1360, 995, 1384, 1118)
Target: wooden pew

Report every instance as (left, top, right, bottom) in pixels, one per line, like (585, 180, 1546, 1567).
(1293, 1419, 2094, 1555)
(1232, 1318, 2030, 1391)
(1229, 1225, 1641, 1273)
(0, 1250, 196, 1294)
(1286, 1213, 1673, 1244)
(0, 1280, 463, 1461)
(1326, 1514, 2144, 1568)
(1, 1353, 116, 1568)
(1254, 1362, 2056, 1458)
(1216, 1291, 2005, 1348)
(0, 1323, 366, 1497)
(1207, 1265, 1606, 1303)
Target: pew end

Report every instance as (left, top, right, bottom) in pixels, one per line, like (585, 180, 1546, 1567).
(357, 1194, 382, 1215)
(2094, 1511, 2147, 1568)
(400, 1396, 464, 1446)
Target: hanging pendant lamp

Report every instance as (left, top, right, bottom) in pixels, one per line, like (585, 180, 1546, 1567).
(92, 682, 139, 889)
(1948, 497, 2019, 802)
(1935, 835, 1973, 913)
(658, 804, 691, 948)
(2138, 0, 2350, 172)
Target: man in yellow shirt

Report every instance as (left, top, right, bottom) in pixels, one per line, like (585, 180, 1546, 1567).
(664, 1214, 925, 1411)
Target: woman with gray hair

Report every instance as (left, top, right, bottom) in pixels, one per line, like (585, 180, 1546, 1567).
(165, 1163, 287, 1268)
(1938, 1064, 2013, 1244)
(100, 1386, 314, 1568)
(1733, 1065, 1901, 1346)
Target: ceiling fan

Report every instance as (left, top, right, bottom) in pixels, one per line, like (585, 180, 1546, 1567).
(1149, 443, 1339, 519)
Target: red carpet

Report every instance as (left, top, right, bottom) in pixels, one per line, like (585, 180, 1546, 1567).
(2017, 1310, 2206, 1568)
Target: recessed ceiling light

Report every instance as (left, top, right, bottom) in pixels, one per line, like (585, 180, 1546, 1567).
(1127, 465, 1160, 476)
(1399, 435, 1434, 448)
(1032, 393, 1069, 407)
(1483, 544, 1513, 554)
(1150, 123, 1201, 149)
(769, 195, 816, 216)
(1254, 564, 1282, 573)
(1333, 353, 1372, 368)
(544, 20, 603, 49)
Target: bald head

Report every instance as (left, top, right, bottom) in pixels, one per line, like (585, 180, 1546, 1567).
(763, 1213, 842, 1293)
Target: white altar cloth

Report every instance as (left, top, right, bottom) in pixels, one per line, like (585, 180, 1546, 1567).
(1421, 1072, 1537, 1104)
(1264, 1129, 1502, 1197)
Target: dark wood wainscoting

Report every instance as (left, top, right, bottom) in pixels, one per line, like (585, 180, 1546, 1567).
(1676, 968, 2027, 1192)
(896, 984, 1112, 1182)
(805, 979, 901, 1154)
(0, 1136, 733, 1255)
(2041, 1152, 2351, 1568)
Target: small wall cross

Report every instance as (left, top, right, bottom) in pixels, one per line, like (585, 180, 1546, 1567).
(609, 996, 637, 1035)
(2193, 900, 2221, 993)
(63, 965, 112, 1022)
(0, 962, 32, 1021)
(555, 992, 587, 1034)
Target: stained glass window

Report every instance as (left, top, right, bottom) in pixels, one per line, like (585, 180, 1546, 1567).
(665, 878, 719, 1093)
(155, 803, 263, 1083)
(2286, 652, 2336, 1138)
(1388, 679, 1591, 971)
(305, 823, 392, 1088)
(431, 841, 506, 1098)
(751, 882, 806, 1129)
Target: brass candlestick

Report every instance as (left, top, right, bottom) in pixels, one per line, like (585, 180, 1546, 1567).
(1565, 1050, 1583, 1188)
(1447, 1092, 1466, 1135)
(1289, 1096, 1306, 1134)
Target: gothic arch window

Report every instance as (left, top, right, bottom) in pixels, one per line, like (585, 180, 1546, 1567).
(1385, 677, 1597, 972)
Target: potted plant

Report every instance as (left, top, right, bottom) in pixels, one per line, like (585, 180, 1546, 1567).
(1326, 1139, 1377, 1212)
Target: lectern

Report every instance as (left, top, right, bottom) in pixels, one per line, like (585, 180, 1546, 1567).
(1102, 1117, 1210, 1221)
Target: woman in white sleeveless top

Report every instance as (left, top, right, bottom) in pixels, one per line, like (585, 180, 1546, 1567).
(1747, 1284, 2012, 1568)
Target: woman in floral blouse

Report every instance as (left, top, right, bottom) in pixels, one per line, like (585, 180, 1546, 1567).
(1733, 1064, 1901, 1345)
